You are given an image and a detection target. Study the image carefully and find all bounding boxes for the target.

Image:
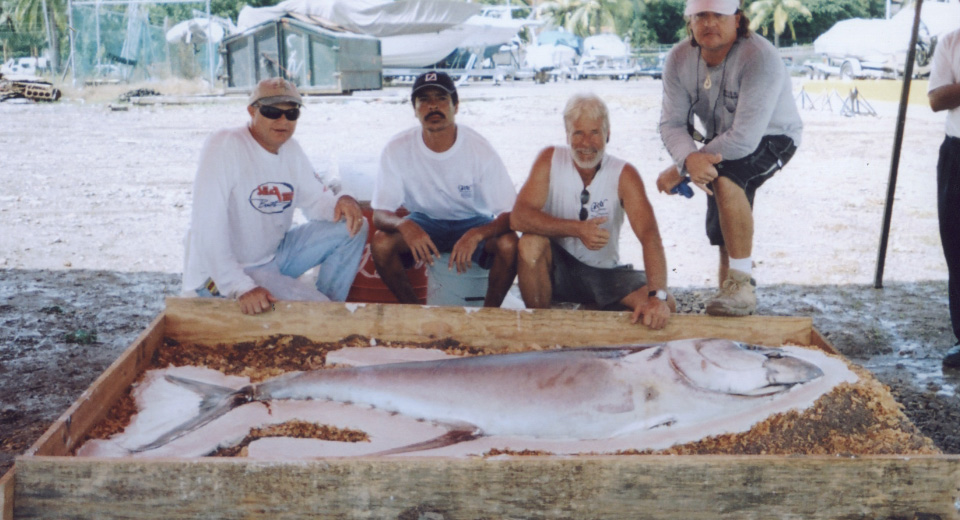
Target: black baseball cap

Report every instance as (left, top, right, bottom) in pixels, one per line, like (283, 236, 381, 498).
(410, 71, 458, 104)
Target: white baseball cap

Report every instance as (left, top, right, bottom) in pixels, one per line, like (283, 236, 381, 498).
(685, 0, 740, 16)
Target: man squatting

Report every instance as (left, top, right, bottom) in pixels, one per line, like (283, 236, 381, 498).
(657, 0, 802, 317)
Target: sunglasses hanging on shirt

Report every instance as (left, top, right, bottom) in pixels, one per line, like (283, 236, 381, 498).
(579, 188, 590, 221)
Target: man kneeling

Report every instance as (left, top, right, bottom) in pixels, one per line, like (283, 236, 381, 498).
(511, 93, 675, 329)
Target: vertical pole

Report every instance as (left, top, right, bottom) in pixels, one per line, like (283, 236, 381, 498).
(40, 0, 52, 60)
(68, 0, 76, 84)
(874, 0, 924, 289)
(206, 0, 214, 88)
(95, 0, 101, 71)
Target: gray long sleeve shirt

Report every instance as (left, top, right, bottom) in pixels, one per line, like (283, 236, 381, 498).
(660, 33, 803, 173)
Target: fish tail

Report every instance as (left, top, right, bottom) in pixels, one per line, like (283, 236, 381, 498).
(131, 375, 254, 453)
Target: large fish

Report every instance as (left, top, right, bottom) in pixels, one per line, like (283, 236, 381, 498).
(130, 338, 854, 455)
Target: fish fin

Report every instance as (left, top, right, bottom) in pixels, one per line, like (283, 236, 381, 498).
(368, 428, 481, 457)
(130, 375, 253, 453)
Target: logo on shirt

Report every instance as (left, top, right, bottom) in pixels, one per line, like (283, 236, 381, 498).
(589, 198, 611, 219)
(458, 184, 474, 199)
(250, 182, 294, 214)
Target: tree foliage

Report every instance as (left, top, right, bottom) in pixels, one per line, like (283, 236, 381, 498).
(746, 0, 885, 45)
(747, 0, 812, 47)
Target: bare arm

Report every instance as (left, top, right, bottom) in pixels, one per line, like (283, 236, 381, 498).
(619, 164, 668, 292)
(619, 164, 673, 329)
(930, 84, 960, 112)
(372, 209, 440, 265)
(510, 147, 609, 249)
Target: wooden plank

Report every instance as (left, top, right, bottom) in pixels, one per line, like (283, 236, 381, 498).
(0, 467, 12, 520)
(13, 455, 960, 519)
(163, 298, 815, 349)
(810, 327, 840, 355)
(26, 312, 167, 457)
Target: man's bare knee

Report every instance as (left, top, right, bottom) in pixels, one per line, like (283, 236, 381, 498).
(495, 232, 519, 264)
(517, 234, 550, 266)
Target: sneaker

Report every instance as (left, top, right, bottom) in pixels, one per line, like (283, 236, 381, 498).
(706, 269, 756, 317)
(943, 343, 960, 370)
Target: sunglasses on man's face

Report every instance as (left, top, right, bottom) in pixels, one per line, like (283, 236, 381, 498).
(579, 188, 590, 221)
(257, 105, 301, 121)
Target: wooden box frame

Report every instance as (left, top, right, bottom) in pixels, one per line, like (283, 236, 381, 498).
(2, 298, 959, 519)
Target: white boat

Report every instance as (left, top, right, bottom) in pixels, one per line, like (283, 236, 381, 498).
(813, 1, 960, 78)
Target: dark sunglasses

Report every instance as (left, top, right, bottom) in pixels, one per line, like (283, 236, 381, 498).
(257, 104, 301, 121)
(579, 188, 590, 221)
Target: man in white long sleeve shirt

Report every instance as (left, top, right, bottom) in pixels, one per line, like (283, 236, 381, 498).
(656, 0, 802, 317)
(182, 77, 367, 315)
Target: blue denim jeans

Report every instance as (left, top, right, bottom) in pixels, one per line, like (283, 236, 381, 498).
(196, 219, 368, 302)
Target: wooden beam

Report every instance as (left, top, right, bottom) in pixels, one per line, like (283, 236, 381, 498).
(14, 455, 960, 519)
(163, 298, 815, 349)
(0, 467, 12, 520)
(26, 312, 167, 458)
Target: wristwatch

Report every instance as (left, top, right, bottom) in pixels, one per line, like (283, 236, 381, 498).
(648, 289, 668, 301)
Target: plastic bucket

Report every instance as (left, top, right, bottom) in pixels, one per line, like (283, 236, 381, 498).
(346, 204, 427, 304)
(426, 253, 489, 307)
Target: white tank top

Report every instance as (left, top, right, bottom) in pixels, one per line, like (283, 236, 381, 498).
(543, 146, 626, 268)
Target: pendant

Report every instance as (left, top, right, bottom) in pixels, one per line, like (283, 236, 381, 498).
(703, 74, 712, 90)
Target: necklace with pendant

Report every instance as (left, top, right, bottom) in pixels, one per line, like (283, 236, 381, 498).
(703, 73, 713, 90)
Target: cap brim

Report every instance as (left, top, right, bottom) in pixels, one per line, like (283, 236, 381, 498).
(412, 84, 455, 96)
(685, 0, 738, 16)
(252, 95, 302, 106)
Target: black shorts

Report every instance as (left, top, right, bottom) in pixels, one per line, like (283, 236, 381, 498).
(550, 242, 647, 310)
(706, 135, 797, 246)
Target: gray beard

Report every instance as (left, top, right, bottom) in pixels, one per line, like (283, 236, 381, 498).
(572, 150, 604, 171)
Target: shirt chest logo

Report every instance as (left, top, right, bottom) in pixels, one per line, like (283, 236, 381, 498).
(458, 184, 474, 199)
(250, 182, 294, 214)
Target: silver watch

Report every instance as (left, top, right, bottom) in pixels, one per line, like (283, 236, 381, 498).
(648, 289, 668, 301)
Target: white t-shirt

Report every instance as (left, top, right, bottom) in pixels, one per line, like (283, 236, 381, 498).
(543, 146, 627, 269)
(929, 28, 960, 138)
(182, 126, 339, 298)
(372, 125, 516, 220)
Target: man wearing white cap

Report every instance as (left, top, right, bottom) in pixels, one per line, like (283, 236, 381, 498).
(656, 0, 802, 317)
(182, 77, 367, 315)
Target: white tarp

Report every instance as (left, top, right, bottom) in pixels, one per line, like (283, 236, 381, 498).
(237, 0, 480, 37)
(236, 0, 538, 68)
(523, 44, 577, 71)
(165, 18, 228, 45)
(582, 33, 628, 59)
(814, 2, 960, 63)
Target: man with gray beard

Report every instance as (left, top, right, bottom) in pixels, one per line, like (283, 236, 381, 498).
(510, 93, 675, 330)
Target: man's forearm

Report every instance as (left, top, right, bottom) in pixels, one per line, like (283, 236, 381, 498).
(641, 240, 669, 291)
(473, 212, 513, 240)
(511, 205, 580, 238)
(930, 83, 960, 112)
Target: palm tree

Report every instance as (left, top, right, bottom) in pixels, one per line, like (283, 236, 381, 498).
(540, 0, 619, 37)
(12, 0, 64, 71)
(747, 0, 812, 47)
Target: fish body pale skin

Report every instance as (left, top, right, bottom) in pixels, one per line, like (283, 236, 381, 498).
(250, 338, 830, 440)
